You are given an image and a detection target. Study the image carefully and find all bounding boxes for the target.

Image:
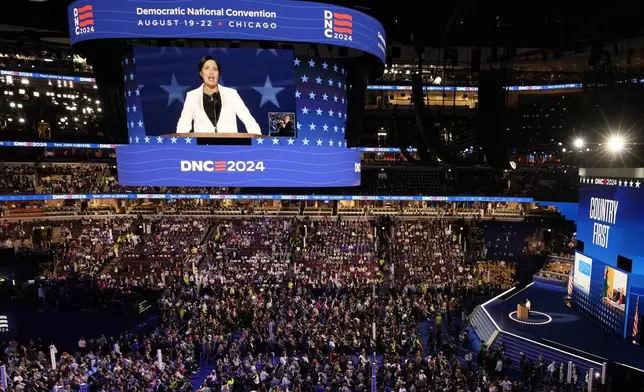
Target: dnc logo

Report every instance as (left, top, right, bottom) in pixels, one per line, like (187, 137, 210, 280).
(323, 10, 353, 42)
(72, 4, 95, 36)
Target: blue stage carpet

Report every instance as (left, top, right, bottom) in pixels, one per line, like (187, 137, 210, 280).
(486, 283, 644, 370)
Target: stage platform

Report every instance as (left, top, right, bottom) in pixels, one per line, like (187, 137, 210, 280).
(481, 282, 644, 372)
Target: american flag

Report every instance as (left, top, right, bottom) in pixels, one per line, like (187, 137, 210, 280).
(252, 55, 348, 149)
(567, 269, 574, 296)
(633, 296, 640, 339)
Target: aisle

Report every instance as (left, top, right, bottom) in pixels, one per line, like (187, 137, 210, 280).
(190, 363, 215, 390)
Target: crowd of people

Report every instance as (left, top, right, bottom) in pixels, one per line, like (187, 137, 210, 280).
(0, 163, 580, 201)
(0, 215, 586, 392)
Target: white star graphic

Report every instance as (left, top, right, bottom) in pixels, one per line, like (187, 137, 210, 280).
(135, 88, 140, 96)
(333, 95, 338, 102)
(287, 138, 295, 145)
(344, 113, 347, 119)
(132, 105, 137, 112)
(126, 106, 130, 113)
(135, 136, 139, 143)
(185, 137, 192, 144)
(328, 79, 334, 86)
(256, 138, 264, 144)
(129, 73, 134, 80)
(309, 123, 316, 130)
(630, 180, 635, 187)
(322, 62, 328, 70)
(333, 125, 338, 132)
(127, 90, 132, 97)
(138, 120, 143, 128)
(124, 58, 129, 65)
(316, 108, 322, 115)
(337, 111, 343, 118)
(171, 137, 178, 144)
(124, 75, 127, 82)
(309, 92, 316, 99)
(618, 180, 623, 186)
(316, 139, 323, 146)
(341, 127, 345, 132)
(156, 137, 164, 143)
(333, 64, 338, 72)
(341, 98, 345, 104)
(160, 74, 190, 106)
(129, 137, 132, 143)
(256, 48, 278, 56)
(294, 58, 301, 66)
(130, 121, 134, 128)
(296, 122, 301, 130)
(295, 90, 301, 98)
(302, 138, 310, 146)
(253, 75, 284, 108)
(322, 93, 328, 101)
(144, 136, 150, 143)
(301, 106, 309, 115)
(301, 75, 309, 83)
(341, 67, 345, 74)
(308, 59, 315, 67)
(328, 109, 334, 117)
(315, 77, 322, 84)
(272, 138, 280, 145)
(322, 124, 329, 131)
(636, 181, 641, 188)
(338, 81, 342, 88)
(328, 140, 334, 146)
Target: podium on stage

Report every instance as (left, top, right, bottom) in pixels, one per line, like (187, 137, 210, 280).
(517, 304, 529, 320)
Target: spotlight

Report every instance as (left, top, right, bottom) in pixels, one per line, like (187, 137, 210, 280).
(608, 136, 625, 152)
(574, 138, 584, 148)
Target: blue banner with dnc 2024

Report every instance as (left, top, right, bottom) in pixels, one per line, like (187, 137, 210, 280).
(67, 0, 387, 63)
(116, 144, 362, 187)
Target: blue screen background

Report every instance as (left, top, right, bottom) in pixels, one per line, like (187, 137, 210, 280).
(129, 47, 295, 137)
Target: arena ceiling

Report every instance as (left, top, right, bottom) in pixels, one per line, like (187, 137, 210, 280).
(1, 0, 643, 49)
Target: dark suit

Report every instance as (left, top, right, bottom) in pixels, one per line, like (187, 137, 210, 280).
(274, 120, 295, 137)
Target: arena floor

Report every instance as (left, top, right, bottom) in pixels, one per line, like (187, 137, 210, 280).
(485, 283, 644, 371)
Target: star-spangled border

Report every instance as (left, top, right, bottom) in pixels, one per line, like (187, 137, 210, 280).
(124, 50, 349, 148)
(580, 177, 642, 188)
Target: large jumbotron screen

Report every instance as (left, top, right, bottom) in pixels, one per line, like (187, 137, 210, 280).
(65, 0, 389, 188)
(118, 46, 359, 188)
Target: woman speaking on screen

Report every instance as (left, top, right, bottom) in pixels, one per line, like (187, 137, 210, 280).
(176, 56, 261, 135)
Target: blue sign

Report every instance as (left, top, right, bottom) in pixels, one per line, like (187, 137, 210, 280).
(0, 140, 416, 152)
(116, 145, 361, 187)
(0, 69, 95, 83)
(366, 83, 584, 92)
(67, 0, 387, 63)
(0, 193, 534, 202)
(0, 141, 118, 148)
(577, 182, 644, 273)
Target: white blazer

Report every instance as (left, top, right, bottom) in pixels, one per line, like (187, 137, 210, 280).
(176, 85, 261, 134)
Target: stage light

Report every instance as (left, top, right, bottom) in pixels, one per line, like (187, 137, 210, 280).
(574, 138, 584, 148)
(608, 136, 625, 152)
